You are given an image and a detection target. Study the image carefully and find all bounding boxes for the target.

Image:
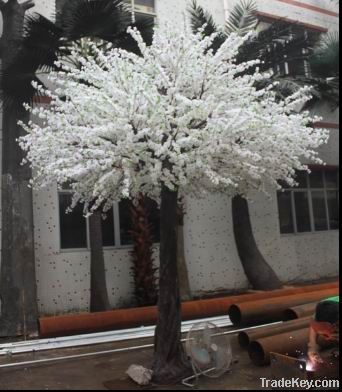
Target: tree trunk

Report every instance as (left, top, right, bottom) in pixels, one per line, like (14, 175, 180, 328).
(89, 211, 111, 312)
(152, 185, 191, 384)
(0, 105, 38, 337)
(0, 0, 38, 338)
(130, 195, 158, 307)
(232, 195, 283, 291)
(177, 203, 192, 302)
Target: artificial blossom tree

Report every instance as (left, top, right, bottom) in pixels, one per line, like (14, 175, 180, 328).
(20, 26, 328, 383)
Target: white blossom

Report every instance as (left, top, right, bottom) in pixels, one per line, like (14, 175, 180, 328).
(19, 26, 329, 212)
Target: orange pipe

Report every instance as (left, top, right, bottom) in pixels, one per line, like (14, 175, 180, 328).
(248, 327, 310, 366)
(228, 288, 339, 326)
(283, 302, 318, 321)
(238, 316, 312, 349)
(39, 281, 338, 338)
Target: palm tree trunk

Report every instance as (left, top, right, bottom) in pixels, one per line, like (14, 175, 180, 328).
(89, 210, 111, 312)
(130, 195, 158, 306)
(0, 0, 38, 338)
(232, 195, 283, 290)
(177, 203, 192, 302)
(0, 106, 38, 337)
(152, 185, 190, 384)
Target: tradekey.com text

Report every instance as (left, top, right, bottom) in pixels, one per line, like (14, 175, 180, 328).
(260, 377, 339, 390)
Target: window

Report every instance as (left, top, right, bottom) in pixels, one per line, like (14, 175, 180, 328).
(59, 193, 88, 249)
(101, 208, 116, 247)
(277, 169, 339, 234)
(59, 192, 160, 249)
(257, 19, 320, 78)
(125, 0, 155, 13)
(125, 0, 156, 22)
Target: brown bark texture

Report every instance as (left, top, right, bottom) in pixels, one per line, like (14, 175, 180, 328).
(89, 210, 111, 313)
(152, 185, 191, 384)
(130, 195, 158, 307)
(0, 0, 38, 338)
(177, 203, 192, 302)
(232, 195, 283, 291)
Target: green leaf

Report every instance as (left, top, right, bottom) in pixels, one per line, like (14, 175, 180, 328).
(188, 0, 219, 36)
(309, 32, 339, 78)
(225, 0, 258, 36)
(188, 0, 227, 51)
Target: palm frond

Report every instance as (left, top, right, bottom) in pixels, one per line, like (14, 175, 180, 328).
(236, 21, 318, 75)
(309, 32, 339, 78)
(188, 0, 227, 52)
(257, 75, 339, 110)
(187, 3, 338, 109)
(60, 0, 131, 42)
(1, 13, 64, 108)
(225, 0, 258, 36)
(188, 0, 219, 35)
(111, 15, 155, 54)
(23, 13, 64, 70)
(1, 61, 46, 108)
(1, 0, 154, 108)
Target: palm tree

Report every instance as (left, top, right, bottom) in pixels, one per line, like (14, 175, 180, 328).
(189, 0, 339, 290)
(0, 0, 38, 338)
(0, 0, 153, 335)
(130, 196, 159, 306)
(189, 0, 284, 290)
(225, 0, 258, 35)
(190, 0, 338, 104)
(310, 32, 339, 78)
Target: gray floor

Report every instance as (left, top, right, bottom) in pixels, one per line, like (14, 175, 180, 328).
(0, 329, 276, 390)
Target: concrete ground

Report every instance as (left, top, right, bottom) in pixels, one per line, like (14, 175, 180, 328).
(0, 327, 275, 391)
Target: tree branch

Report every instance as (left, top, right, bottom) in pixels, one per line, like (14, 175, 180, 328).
(21, 0, 35, 11)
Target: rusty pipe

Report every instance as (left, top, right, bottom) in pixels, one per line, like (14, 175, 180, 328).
(228, 288, 339, 326)
(180, 281, 338, 321)
(248, 327, 310, 366)
(238, 316, 312, 349)
(39, 281, 338, 338)
(283, 302, 318, 321)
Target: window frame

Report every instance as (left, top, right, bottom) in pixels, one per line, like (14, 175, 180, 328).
(58, 191, 160, 252)
(58, 189, 90, 252)
(125, 0, 156, 22)
(256, 17, 320, 79)
(278, 169, 340, 236)
(58, 190, 133, 252)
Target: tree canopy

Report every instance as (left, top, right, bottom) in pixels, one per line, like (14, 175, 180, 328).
(20, 26, 328, 212)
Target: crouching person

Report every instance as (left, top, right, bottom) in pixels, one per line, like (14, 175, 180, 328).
(308, 296, 339, 365)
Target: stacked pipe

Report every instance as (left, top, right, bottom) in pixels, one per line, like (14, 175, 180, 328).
(282, 302, 318, 321)
(228, 288, 338, 326)
(230, 284, 339, 366)
(39, 281, 338, 338)
(249, 328, 310, 366)
(238, 316, 312, 349)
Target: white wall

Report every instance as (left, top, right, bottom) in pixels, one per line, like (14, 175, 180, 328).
(33, 185, 147, 315)
(156, 0, 226, 27)
(0, 0, 340, 315)
(248, 190, 339, 283)
(224, 0, 339, 31)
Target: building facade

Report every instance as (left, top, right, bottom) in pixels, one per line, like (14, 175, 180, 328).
(0, 0, 339, 316)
